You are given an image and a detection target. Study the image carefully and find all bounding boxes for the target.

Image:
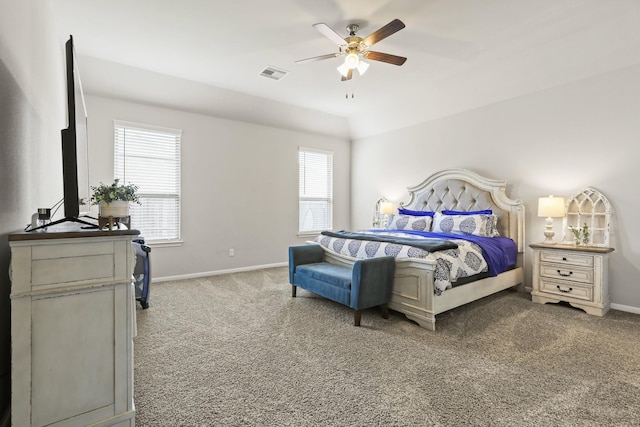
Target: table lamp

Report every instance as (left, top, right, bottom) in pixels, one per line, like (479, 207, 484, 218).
(380, 201, 393, 228)
(538, 195, 565, 243)
(373, 198, 393, 228)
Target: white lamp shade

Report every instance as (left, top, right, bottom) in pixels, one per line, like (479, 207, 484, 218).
(356, 60, 369, 75)
(538, 196, 565, 218)
(336, 63, 350, 77)
(380, 201, 393, 215)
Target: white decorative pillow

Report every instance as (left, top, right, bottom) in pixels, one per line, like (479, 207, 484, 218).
(386, 214, 432, 232)
(432, 212, 497, 237)
(488, 215, 500, 237)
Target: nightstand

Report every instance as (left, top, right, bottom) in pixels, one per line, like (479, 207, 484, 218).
(530, 242, 614, 316)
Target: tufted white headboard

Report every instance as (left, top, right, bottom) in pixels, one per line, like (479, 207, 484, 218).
(400, 169, 525, 253)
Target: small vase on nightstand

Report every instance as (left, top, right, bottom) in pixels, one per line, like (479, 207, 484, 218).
(569, 223, 590, 246)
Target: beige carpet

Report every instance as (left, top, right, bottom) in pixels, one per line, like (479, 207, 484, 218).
(133, 267, 640, 426)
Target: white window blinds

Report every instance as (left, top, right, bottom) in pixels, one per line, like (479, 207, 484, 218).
(299, 147, 333, 233)
(114, 121, 181, 242)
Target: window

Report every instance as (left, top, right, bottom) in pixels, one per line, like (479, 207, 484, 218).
(114, 121, 181, 243)
(298, 147, 333, 234)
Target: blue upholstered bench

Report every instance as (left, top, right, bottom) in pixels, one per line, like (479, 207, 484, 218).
(288, 244, 396, 326)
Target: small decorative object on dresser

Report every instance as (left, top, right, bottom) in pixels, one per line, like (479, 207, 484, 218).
(531, 187, 614, 316)
(91, 179, 139, 230)
(561, 187, 611, 247)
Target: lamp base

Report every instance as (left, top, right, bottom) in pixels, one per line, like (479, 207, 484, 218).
(543, 217, 556, 243)
(543, 230, 556, 244)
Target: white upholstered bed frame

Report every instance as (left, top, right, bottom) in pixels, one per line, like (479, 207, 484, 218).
(321, 168, 525, 331)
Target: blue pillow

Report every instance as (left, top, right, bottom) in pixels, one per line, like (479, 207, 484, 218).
(442, 209, 492, 216)
(397, 208, 435, 217)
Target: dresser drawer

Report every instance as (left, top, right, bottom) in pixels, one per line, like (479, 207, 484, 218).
(540, 278, 593, 301)
(539, 250, 593, 267)
(539, 264, 594, 285)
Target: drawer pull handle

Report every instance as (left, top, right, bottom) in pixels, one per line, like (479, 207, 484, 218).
(556, 285, 573, 293)
(557, 270, 573, 277)
(562, 257, 567, 261)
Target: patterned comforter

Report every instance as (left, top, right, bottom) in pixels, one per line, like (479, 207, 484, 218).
(314, 231, 488, 295)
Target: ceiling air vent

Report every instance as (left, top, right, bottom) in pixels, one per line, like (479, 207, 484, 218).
(260, 66, 288, 80)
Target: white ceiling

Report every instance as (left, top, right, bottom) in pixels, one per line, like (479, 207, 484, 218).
(50, 0, 640, 139)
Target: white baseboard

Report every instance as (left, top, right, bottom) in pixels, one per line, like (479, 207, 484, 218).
(610, 303, 640, 315)
(154, 262, 288, 283)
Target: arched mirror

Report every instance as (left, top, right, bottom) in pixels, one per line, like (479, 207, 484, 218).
(561, 187, 611, 247)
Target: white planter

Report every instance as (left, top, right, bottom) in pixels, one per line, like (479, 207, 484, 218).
(99, 200, 130, 217)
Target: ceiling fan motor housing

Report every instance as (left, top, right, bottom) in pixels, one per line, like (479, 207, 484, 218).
(345, 35, 367, 56)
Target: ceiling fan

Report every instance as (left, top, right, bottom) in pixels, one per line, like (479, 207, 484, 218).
(296, 18, 407, 81)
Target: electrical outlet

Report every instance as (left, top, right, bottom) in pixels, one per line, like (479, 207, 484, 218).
(228, 248, 235, 257)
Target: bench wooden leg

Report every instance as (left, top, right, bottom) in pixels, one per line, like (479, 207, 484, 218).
(354, 310, 362, 327)
(291, 285, 297, 297)
(380, 303, 389, 319)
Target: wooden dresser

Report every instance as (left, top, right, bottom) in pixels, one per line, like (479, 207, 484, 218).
(530, 242, 614, 316)
(9, 226, 139, 427)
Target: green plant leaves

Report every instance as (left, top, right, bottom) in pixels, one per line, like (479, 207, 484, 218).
(91, 180, 140, 205)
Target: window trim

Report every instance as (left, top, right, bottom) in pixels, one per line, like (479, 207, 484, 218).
(298, 146, 334, 235)
(114, 120, 182, 244)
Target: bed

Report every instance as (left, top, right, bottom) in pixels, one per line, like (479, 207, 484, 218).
(314, 168, 525, 331)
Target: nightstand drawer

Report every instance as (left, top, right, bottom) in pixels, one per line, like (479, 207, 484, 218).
(539, 264, 594, 285)
(540, 279, 593, 301)
(539, 251, 593, 267)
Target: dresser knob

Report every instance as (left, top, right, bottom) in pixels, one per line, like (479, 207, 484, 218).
(562, 257, 567, 261)
(556, 285, 573, 293)
(557, 270, 573, 277)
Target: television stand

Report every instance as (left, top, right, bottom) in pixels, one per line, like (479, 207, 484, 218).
(9, 229, 138, 426)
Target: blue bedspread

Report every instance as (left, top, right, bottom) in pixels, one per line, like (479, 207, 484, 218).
(366, 229, 517, 276)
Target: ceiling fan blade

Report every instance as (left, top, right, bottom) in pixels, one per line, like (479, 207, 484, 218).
(313, 23, 347, 46)
(364, 51, 407, 66)
(363, 19, 405, 47)
(295, 53, 341, 64)
(340, 69, 353, 81)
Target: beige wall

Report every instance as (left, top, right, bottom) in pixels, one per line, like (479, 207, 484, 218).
(351, 63, 640, 311)
(86, 95, 351, 279)
(0, 0, 67, 416)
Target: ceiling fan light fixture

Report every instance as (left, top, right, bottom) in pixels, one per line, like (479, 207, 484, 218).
(356, 60, 369, 75)
(336, 62, 350, 77)
(344, 52, 359, 69)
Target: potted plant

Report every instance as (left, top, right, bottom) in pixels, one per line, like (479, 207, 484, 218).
(91, 179, 140, 218)
(568, 223, 590, 246)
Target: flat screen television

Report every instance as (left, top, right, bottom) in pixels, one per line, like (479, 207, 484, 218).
(27, 35, 95, 232)
(62, 35, 91, 218)
(45, 35, 95, 229)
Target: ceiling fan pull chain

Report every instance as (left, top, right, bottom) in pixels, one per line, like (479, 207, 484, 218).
(345, 87, 355, 99)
